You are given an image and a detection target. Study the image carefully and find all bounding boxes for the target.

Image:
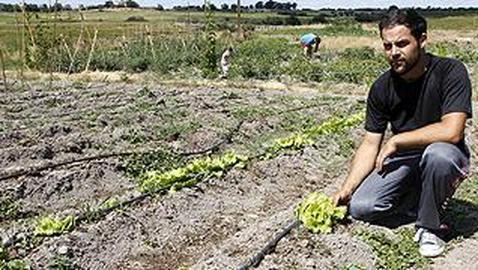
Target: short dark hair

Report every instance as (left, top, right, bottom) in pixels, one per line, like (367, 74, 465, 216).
(379, 6, 427, 40)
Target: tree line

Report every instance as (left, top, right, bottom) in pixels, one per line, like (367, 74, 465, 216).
(0, 1, 477, 22)
(0, 0, 141, 12)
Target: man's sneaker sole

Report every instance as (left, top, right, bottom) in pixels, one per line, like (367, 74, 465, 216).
(419, 245, 445, 257)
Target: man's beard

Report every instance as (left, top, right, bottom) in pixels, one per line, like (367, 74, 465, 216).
(389, 51, 421, 75)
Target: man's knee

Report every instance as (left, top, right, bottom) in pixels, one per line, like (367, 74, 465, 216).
(349, 190, 394, 222)
(349, 195, 381, 221)
(421, 142, 462, 171)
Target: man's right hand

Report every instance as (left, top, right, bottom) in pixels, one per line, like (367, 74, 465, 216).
(332, 189, 352, 206)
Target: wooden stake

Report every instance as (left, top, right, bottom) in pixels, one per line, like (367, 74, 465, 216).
(145, 25, 156, 61)
(0, 47, 8, 91)
(84, 28, 98, 72)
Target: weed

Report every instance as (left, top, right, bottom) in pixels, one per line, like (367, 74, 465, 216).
(154, 121, 201, 140)
(1, 245, 30, 270)
(48, 255, 75, 270)
(230, 105, 276, 121)
(354, 227, 429, 270)
(121, 149, 184, 178)
(0, 196, 20, 221)
(123, 129, 148, 145)
(0, 259, 30, 270)
(81, 197, 120, 222)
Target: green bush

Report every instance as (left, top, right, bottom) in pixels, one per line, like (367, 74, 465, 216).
(261, 16, 285, 25)
(125, 16, 148, 22)
(282, 55, 323, 82)
(152, 35, 203, 74)
(230, 37, 291, 80)
(321, 47, 387, 84)
(284, 15, 302, 26)
(339, 46, 377, 61)
(428, 41, 478, 63)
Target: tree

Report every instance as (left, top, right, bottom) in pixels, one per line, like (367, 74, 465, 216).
(209, 4, 218, 10)
(230, 4, 237, 11)
(156, 4, 164, 10)
(52, 3, 63, 11)
(104, 1, 114, 8)
(255, 1, 264, 9)
(221, 3, 229, 11)
(273, 2, 283, 10)
(264, 0, 274, 9)
(125, 0, 140, 8)
(25, 4, 40, 12)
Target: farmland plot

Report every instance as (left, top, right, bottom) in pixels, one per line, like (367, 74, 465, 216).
(0, 10, 478, 269)
(1, 79, 478, 270)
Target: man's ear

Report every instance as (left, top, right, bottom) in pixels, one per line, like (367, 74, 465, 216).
(419, 33, 427, 49)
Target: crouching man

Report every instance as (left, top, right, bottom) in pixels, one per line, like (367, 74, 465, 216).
(332, 7, 472, 258)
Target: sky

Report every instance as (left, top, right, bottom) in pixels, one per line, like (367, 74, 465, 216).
(0, 0, 477, 9)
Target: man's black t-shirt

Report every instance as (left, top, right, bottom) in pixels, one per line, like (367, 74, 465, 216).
(365, 53, 472, 151)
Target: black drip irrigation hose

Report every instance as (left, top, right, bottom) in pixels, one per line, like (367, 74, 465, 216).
(0, 120, 245, 182)
(237, 219, 300, 270)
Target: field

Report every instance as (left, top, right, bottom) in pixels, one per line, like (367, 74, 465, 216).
(1, 8, 478, 270)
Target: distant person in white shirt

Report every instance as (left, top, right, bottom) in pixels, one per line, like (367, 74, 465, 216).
(220, 47, 233, 78)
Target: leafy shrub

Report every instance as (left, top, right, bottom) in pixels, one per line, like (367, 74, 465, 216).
(282, 55, 323, 82)
(311, 14, 329, 24)
(284, 15, 302, 26)
(90, 49, 126, 71)
(152, 35, 203, 74)
(125, 16, 148, 22)
(261, 16, 285, 25)
(339, 46, 377, 61)
(323, 47, 387, 84)
(230, 37, 291, 80)
(428, 41, 478, 63)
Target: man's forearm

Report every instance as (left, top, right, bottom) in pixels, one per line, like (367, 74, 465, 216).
(393, 115, 465, 151)
(341, 141, 379, 193)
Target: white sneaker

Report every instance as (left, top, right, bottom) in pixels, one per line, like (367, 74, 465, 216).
(415, 228, 446, 257)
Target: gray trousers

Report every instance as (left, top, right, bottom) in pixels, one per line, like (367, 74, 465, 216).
(349, 142, 470, 230)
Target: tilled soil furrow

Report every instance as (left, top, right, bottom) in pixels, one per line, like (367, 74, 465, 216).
(23, 148, 344, 269)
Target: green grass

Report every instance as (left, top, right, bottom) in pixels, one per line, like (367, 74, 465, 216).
(258, 23, 375, 37)
(428, 41, 478, 63)
(0, 10, 476, 85)
(429, 15, 478, 30)
(354, 173, 478, 270)
(355, 227, 429, 270)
